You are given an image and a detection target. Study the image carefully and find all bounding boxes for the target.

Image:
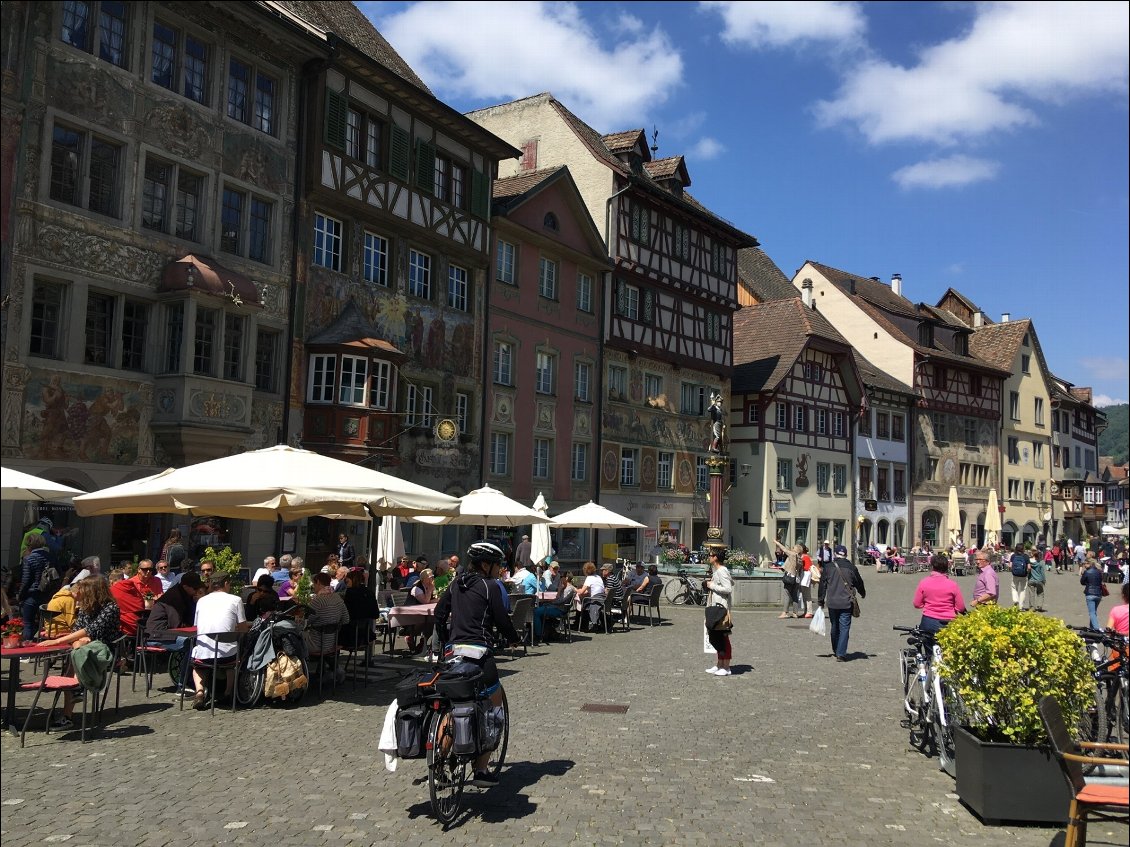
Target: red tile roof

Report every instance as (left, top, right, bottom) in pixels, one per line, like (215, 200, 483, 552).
(732, 299, 849, 393)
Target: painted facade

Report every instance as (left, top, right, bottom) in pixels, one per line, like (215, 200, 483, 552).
(855, 375, 914, 553)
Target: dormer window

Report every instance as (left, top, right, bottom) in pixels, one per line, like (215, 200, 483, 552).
(543, 212, 558, 232)
(953, 333, 968, 356)
(918, 323, 934, 347)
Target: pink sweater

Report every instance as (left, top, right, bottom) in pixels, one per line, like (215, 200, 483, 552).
(913, 572, 967, 620)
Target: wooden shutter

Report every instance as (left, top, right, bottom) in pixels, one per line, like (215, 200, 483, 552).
(414, 140, 435, 194)
(471, 170, 489, 219)
(389, 125, 410, 181)
(323, 89, 347, 149)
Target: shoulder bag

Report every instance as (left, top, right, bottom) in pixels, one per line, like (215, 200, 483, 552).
(832, 560, 861, 618)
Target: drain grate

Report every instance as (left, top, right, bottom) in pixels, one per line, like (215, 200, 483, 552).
(581, 703, 629, 714)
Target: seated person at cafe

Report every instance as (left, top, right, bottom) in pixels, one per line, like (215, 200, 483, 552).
(532, 572, 576, 642)
(146, 572, 205, 691)
(575, 561, 606, 631)
(601, 562, 626, 624)
(390, 556, 413, 589)
(403, 568, 436, 654)
(244, 574, 278, 619)
(341, 569, 380, 650)
(305, 571, 351, 679)
(110, 559, 163, 638)
(277, 560, 305, 604)
(635, 564, 663, 599)
(404, 556, 428, 589)
(272, 555, 293, 587)
(540, 560, 561, 593)
(251, 556, 278, 585)
(622, 562, 647, 596)
(510, 559, 539, 595)
(190, 573, 249, 709)
(44, 562, 87, 636)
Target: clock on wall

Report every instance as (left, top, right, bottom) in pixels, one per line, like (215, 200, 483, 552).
(434, 418, 458, 444)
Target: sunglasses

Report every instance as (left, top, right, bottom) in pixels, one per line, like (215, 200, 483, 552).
(138, 567, 154, 572)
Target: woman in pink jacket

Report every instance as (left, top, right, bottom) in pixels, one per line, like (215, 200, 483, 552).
(913, 554, 966, 636)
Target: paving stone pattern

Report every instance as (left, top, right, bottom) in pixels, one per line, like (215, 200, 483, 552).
(2, 569, 1127, 846)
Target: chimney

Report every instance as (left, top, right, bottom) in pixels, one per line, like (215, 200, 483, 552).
(801, 278, 814, 308)
(1001, 312, 1010, 323)
(973, 310, 983, 328)
(891, 273, 902, 297)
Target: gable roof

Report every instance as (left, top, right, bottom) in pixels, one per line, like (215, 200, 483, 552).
(490, 166, 610, 261)
(732, 299, 850, 394)
(601, 129, 646, 153)
(737, 247, 797, 303)
(643, 156, 690, 186)
(968, 319, 1030, 371)
(806, 260, 1010, 375)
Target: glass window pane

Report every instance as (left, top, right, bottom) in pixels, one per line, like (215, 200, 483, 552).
(254, 73, 275, 134)
(183, 37, 208, 104)
(151, 22, 176, 89)
(142, 159, 170, 232)
(249, 198, 271, 263)
(175, 171, 202, 241)
(221, 189, 243, 254)
(84, 291, 114, 365)
(61, 1, 91, 51)
(50, 125, 82, 206)
(87, 138, 118, 216)
(98, 1, 128, 68)
(227, 58, 249, 122)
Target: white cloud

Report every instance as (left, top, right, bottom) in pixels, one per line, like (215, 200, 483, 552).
(1092, 394, 1128, 408)
(815, 2, 1129, 145)
(371, 1, 683, 128)
(1080, 356, 1130, 381)
(892, 155, 1000, 189)
(700, 1, 866, 49)
(689, 137, 726, 160)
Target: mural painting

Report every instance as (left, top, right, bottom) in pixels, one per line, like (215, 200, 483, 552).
(602, 405, 712, 452)
(22, 374, 143, 464)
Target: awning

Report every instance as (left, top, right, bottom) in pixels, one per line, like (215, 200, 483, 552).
(159, 254, 261, 307)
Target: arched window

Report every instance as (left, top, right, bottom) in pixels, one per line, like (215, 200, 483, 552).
(922, 509, 943, 546)
(894, 520, 907, 549)
(1022, 522, 1040, 544)
(877, 519, 890, 545)
(1002, 521, 1018, 548)
(861, 518, 873, 546)
(543, 212, 559, 231)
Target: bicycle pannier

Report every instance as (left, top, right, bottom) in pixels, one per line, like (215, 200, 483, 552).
(395, 703, 428, 758)
(395, 670, 439, 708)
(451, 702, 479, 755)
(477, 700, 505, 752)
(436, 665, 483, 701)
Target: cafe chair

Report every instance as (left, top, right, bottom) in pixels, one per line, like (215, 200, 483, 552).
(37, 604, 64, 639)
(20, 635, 127, 747)
(339, 619, 373, 689)
(191, 632, 242, 716)
(307, 623, 342, 696)
(1038, 694, 1129, 847)
(130, 608, 171, 698)
(606, 594, 630, 632)
(630, 583, 664, 627)
(507, 596, 534, 656)
(575, 597, 608, 634)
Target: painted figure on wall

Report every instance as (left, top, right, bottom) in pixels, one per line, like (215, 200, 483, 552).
(23, 377, 140, 464)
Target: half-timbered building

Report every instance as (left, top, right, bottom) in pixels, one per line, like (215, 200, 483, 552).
(289, 3, 518, 564)
(1048, 379, 1107, 540)
(484, 166, 611, 566)
(730, 290, 863, 560)
(796, 264, 1007, 549)
(468, 94, 757, 557)
(1, 0, 320, 567)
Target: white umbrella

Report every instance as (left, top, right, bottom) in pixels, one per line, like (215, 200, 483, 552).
(549, 501, 647, 530)
(1, 467, 85, 501)
(411, 484, 553, 533)
(946, 486, 963, 545)
(529, 493, 552, 566)
(72, 444, 460, 521)
(984, 488, 1002, 546)
(1101, 524, 1128, 537)
(375, 515, 406, 566)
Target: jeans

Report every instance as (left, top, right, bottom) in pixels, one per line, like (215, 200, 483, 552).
(919, 616, 951, 636)
(532, 605, 564, 639)
(20, 595, 42, 641)
(1085, 594, 1102, 630)
(828, 607, 853, 658)
(1010, 575, 1029, 609)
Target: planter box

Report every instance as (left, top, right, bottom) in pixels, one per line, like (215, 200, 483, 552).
(954, 725, 1069, 824)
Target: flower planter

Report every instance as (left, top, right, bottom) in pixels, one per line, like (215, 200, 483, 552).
(954, 725, 1069, 824)
(3, 635, 21, 648)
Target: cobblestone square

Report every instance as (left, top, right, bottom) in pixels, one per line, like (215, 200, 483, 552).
(2, 570, 1127, 847)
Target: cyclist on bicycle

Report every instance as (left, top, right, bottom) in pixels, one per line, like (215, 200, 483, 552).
(434, 540, 519, 787)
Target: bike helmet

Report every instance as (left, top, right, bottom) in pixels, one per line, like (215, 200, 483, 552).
(466, 541, 504, 565)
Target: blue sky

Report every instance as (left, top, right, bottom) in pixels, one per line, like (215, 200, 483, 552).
(359, 1, 1130, 406)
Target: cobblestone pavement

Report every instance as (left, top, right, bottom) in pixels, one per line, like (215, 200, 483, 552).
(2, 568, 1126, 847)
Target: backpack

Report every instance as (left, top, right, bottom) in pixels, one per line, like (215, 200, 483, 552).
(38, 564, 62, 596)
(1010, 554, 1030, 577)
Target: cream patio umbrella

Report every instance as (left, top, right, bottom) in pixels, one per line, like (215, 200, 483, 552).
(72, 445, 460, 521)
(946, 485, 963, 546)
(548, 501, 647, 530)
(412, 484, 553, 535)
(1, 467, 85, 501)
(529, 493, 553, 567)
(984, 488, 1002, 547)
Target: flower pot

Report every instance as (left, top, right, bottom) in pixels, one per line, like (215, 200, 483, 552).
(954, 725, 1069, 824)
(3, 634, 21, 648)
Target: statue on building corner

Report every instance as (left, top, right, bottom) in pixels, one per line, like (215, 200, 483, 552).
(708, 391, 725, 453)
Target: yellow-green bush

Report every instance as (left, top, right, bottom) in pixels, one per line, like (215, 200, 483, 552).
(935, 605, 1093, 745)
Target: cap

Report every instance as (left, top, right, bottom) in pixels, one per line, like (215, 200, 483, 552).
(414, 555, 429, 564)
(601, 562, 614, 571)
(550, 561, 560, 570)
(823, 540, 831, 545)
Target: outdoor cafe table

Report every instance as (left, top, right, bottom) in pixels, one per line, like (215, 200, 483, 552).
(2, 643, 71, 732)
(386, 603, 437, 658)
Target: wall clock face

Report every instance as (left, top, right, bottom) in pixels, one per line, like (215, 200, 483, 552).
(435, 419, 458, 442)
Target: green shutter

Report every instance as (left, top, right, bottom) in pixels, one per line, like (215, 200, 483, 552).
(471, 170, 488, 218)
(414, 140, 435, 194)
(389, 125, 410, 181)
(323, 89, 347, 149)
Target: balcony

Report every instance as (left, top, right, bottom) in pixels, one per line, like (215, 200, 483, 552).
(151, 374, 253, 465)
(302, 406, 400, 459)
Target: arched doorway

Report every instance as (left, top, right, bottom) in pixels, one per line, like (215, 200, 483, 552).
(1002, 521, 1018, 548)
(1022, 522, 1040, 545)
(860, 519, 873, 547)
(922, 509, 943, 547)
(894, 520, 907, 549)
(877, 519, 890, 546)
(974, 512, 986, 547)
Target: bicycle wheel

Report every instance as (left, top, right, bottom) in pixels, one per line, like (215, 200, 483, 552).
(904, 675, 929, 750)
(168, 650, 183, 688)
(485, 688, 509, 777)
(933, 678, 960, 778)
(236, 666, 263, 708)
(1109, 680, 1128, 745)
(428, 705, 466, 826)
(898, 648, 916, 697)
(1077, 680, 1108, 744)
(665, 580, 688, 605)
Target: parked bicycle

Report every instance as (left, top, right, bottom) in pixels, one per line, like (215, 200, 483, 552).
(894, 624, 962, 776)
(663, 568, 707, 606)
(1070, 625, 1129, 746)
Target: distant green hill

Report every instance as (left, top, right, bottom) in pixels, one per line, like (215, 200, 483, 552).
(1099, 403, 1128, 464)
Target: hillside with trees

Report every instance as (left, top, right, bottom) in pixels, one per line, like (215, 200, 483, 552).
(1099, 403, 1128, 464)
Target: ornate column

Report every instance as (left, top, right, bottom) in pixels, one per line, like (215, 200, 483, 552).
(704, 453, 728, 552)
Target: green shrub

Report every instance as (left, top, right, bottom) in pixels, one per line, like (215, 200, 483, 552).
(935, 605, 1094, 745)
(202, 545, 243, 594)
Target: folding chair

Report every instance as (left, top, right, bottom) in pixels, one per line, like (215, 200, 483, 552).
(191, 631, 241, 715)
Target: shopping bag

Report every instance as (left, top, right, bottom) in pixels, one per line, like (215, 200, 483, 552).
(808, 606, 827, 636)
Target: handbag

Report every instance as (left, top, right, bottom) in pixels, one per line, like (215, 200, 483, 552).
(705, 604, 732, 632)
(1100, 582, 1109, 597)
(832, 560, 861, 618)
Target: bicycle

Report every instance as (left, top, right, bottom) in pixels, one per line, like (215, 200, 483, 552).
(425, 656, 510, 826)
(894, 624, 962, 776)
(1070, 625, 1129, 746)
(663, 568, 707, 606)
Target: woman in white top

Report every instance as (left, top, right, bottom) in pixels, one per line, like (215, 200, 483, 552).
(574, 561, 606, 632)
(704, 548, 734, 676)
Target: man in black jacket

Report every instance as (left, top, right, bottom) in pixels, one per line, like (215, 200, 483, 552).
(145, 572, 205, 692)
(818, 556, 866, 661)
(434, 541, 519, 787)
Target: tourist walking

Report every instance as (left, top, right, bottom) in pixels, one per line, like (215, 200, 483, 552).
(818, 553, 866, 661)
(1080, 555, 1104, 630)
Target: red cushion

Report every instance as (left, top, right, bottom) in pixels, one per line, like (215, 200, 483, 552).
(19, 675, 80, 691)
(1077, 783, 1130, 806)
